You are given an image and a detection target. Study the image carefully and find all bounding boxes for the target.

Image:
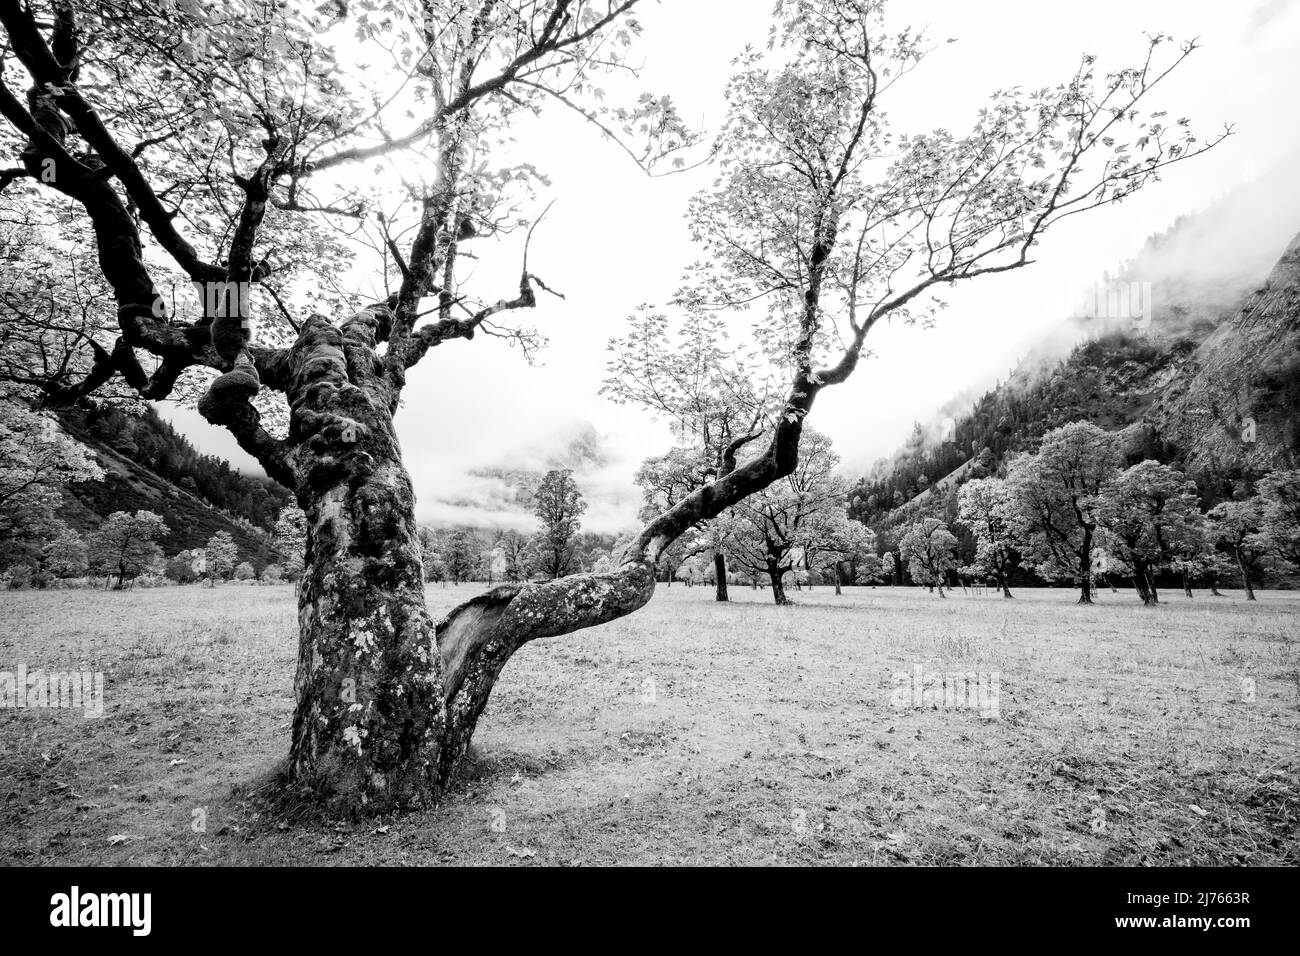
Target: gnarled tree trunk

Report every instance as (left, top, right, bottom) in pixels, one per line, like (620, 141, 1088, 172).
(766, 558, 790, 605)
(714, 551, 729, 602)
(260, 301, 828, 811)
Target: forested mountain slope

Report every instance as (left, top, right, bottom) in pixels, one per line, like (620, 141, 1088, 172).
(52, 406, 285, 567)
(850, 226, 1300, 535)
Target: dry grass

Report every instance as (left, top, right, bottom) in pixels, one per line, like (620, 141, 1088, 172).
(1, 582, 1297, 866)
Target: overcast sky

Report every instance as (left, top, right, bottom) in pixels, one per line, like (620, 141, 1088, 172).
(162, 0, 1300, 533)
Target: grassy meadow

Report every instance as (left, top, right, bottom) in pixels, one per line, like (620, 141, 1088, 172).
(1, 582, 1297, 866)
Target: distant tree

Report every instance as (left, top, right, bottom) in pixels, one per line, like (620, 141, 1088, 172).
(477, 544, 504, 585)
(165, 548, 203, 584)
(6, 564, 33, 589)
(854, 551, 884, 586)
(957, 477, 1019, 598)
(970, 447, 996, 478)
(632, 451, 705, 587)
(533, 469, 587, 579)
(262, 564, 285, 584)
(203, 531, 240, 587)
(43, 527, 88, 578)
(1097, 460, 1205, 605)
(1257, 470, 1300, 571)
(569, 531, 618, 577)
(801, 513, 875, 595)
(633, 447, 713, 516)
(416, 527, 442, 583)
(899, 518, 959, 597)
(1092, 546, 1122, 593)
(442, 529, 483, 585)
(494, 529, 535, 583)
(1169, 543, 1233, 598)
(655, 535, 690, 588)
(234, 561, 256, 582)
(272, 506, 308, 581)
(0, 400, 102, 565)
(675, 554, 706, 586)
(1208, 498, 1268, 600)
(719, 429, 845, 605)
(881, 550, 896, 585)
(1007, 422, 1121, 603)
(425, 552, 449, 586)
(89, 510, 168, 589)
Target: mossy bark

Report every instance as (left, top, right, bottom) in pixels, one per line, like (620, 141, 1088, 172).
(283, 317, 445, 812)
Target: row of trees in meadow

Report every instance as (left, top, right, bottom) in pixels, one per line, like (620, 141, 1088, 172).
(0, 411, 611, 591)
(3, 505, 309, 591)
(622, 419, 1298, 607)
(648, 429, 875, 605)
(847, 332, 1189, 523)
(0, 396, 306, 588)
(893, 421, 1299, 604)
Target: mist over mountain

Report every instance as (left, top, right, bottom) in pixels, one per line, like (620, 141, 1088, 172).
(851, 164, 1300, 534)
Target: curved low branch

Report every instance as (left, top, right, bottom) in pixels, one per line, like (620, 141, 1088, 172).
(430, 366, 823, 778)
(434, 558, 656, 779)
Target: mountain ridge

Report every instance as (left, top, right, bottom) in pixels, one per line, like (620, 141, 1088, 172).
(849, 225, 1300, 534)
